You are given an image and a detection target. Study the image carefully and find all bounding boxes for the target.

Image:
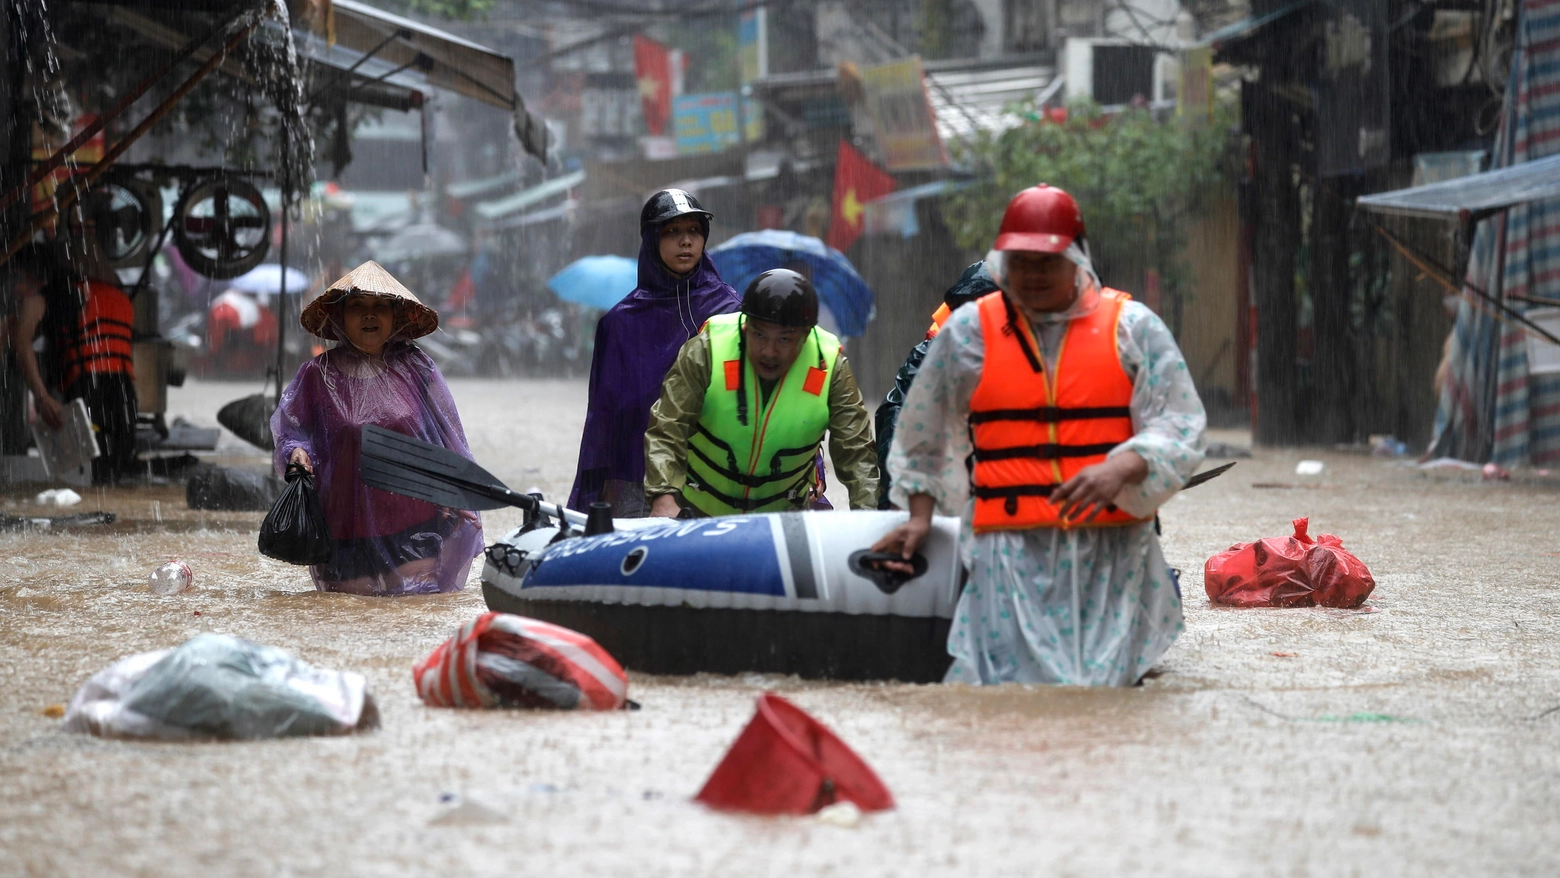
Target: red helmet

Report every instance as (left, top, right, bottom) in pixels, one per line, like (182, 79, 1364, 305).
(992, 184, 1084, 253)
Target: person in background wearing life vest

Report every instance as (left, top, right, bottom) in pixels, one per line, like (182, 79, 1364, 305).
(643, 269, 879, 517)
(873, 260, 999, 508)
(870, 184, 1207, 686)
(63, 208, 141, 484)
(2, 245, 64, 448)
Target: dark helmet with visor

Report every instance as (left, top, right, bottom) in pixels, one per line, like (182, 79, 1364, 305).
(641, 188, 713, 230)
(740, 269, 819, 328)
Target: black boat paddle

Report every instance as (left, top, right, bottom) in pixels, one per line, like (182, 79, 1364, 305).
(361, 426, 1234, 529)
(1185, 460, 1237, 489)
(359, 425, 588, 526)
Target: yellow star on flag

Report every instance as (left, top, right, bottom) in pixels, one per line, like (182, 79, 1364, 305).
(637, 76, 660, 99)
(841, 187, 863, 228)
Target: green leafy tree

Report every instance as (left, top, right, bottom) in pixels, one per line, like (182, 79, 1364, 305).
(665, 22, 740, 94)
(945, 99, 1237, 333)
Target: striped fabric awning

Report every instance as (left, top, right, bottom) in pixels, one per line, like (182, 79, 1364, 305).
(1430, 0, 1560, 467)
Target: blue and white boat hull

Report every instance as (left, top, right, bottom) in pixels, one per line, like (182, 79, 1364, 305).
(480, 510, 964, 682)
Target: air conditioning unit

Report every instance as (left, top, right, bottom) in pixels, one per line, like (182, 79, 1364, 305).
(1062, 38, 1166, 106)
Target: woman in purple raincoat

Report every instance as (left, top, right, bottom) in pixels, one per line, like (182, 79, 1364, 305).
(568, 189, 741, 515)
(271, 261, 482, 595)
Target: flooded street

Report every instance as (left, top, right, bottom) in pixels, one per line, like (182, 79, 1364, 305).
(2, 378, 1558, 876)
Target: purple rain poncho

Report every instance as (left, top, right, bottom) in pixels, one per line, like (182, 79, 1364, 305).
(567, 227, 740, 514)
(271, 341, 483, 595)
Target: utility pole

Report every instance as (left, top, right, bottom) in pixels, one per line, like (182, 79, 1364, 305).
(0, 0, 34, 454)
(1246, 79, 1299, 445)
(1309, 175, 1357, 444)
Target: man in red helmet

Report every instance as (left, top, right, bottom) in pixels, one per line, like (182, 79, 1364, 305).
(871, 185, 1207, 686)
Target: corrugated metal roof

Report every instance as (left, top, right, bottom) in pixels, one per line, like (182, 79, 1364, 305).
(752, 59, 1058, 143)
(926, 64, 1056, 142)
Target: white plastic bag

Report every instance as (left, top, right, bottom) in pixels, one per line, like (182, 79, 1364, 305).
(64, 633, 378, 740)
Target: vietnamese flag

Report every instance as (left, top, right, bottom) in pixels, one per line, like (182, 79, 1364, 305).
(634, 35, 673, 136)
(826, 140, 895, 253)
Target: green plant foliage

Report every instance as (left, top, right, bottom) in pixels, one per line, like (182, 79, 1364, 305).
(664, 21, 740, 94)
(945, 99, 1239, 331)
(919, 0, 956, 61)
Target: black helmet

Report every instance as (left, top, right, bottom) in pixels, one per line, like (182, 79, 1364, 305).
(944, 261, 998, 311)
(740, 269, 818, 328)
(640, 188, 713, 229)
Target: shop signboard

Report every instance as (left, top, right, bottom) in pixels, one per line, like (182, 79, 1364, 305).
(674, 92, 742, 155)
(861, 57, 946, 170)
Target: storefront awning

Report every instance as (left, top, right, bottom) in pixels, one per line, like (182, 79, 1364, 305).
(102, 5, 424, 112)
(473, 169, 586, 221)
(1355, 153, 1560, 222)
(308, 0, 549, 159)
(325, 0, 515, 111)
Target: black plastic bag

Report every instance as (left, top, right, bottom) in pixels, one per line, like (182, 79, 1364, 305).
(258, 463, 333, 565)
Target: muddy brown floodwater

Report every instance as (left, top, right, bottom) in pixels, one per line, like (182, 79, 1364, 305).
(3, 377, 1559, 876)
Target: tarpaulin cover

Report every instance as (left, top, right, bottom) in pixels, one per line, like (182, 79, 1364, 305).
(64, 633, 378, 740)
(1204, 518, 1375, 608)
(1356, 153, 1560, 221)
(1428, 0, 1560, 467)
(414, 613, 628, 711)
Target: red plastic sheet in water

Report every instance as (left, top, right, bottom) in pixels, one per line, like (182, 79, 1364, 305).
(1204, 518, 1375, 609)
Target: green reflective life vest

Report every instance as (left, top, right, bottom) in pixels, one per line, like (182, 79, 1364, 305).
(685, 313, 841, 516)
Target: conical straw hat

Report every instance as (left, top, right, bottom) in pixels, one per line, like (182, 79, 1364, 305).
(300, 260, 439, 341)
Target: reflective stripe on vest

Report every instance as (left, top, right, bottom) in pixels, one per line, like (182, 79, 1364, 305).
(685, 313, 840, 516)
(968, 289, 1144, 532)
(60, 280, 134, 387)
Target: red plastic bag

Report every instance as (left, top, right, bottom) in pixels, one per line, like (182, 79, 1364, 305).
(1204, 518, 1375, 608)
(414, 613, 628, 710)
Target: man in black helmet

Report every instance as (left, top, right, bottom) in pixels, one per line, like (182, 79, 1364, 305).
(644, 268, 879, 516)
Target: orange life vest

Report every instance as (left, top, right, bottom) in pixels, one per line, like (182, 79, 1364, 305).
(926, 303, 952, 340)
(60, 280, 135, 387)
(968, 289, 1145, 532)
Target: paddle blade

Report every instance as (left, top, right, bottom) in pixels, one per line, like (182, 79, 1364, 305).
(359, 425, 515, 512)
(1185, 461, 1237, 490)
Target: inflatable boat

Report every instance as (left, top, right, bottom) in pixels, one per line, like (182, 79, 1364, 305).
(358, 425, 1231, 683)
(354, 424, 964, 682)
(480, 508, 964, 682)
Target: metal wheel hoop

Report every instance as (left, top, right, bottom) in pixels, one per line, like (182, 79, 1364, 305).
(172, 177, 271, 279)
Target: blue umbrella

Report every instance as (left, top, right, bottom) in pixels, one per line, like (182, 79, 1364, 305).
(547, 255, 638, 311)
(708, 230, 875, 337)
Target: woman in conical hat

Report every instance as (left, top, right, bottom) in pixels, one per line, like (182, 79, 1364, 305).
(271, 260, 482, 595)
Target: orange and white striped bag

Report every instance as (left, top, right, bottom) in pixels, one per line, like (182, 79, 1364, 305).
(413, 613, 628, 711)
